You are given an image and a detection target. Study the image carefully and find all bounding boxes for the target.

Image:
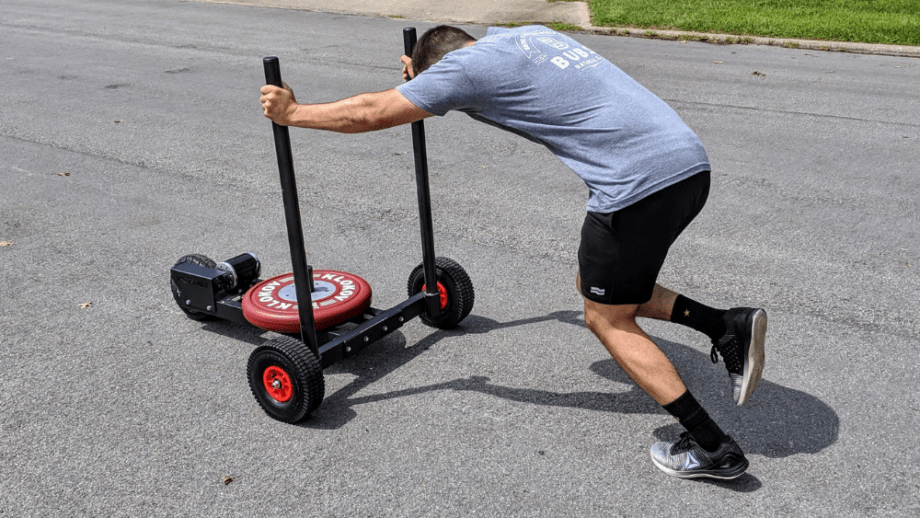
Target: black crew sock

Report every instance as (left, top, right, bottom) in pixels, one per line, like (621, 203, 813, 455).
(670, 295, 728, 341)
(662, 390, 727, 452)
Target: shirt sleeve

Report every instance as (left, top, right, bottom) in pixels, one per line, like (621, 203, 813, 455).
(395, 52, 480, 117)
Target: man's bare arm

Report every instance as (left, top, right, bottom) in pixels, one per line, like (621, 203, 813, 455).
(260, 85, 432, 133)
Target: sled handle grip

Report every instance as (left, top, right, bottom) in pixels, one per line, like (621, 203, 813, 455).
(264, 56, 283, 87)
(403, 28, 417, 81)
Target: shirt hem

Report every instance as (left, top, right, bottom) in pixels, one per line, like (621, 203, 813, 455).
(586, 163, 711, 214)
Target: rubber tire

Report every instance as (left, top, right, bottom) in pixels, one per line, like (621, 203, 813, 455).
(247, 336, 325, 423)
(407, 257, 474, 329)
(171, 253, 218, 321)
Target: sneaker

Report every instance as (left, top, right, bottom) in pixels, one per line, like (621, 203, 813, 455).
(650, 432, 749, 479)
(711, 307, 767, 405)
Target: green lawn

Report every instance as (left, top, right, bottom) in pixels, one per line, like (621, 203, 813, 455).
(588, 0, 920, 45)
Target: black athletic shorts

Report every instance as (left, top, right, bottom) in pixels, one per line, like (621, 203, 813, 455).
(578, 171, 711, 305)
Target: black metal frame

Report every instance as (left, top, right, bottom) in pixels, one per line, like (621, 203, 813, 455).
(169, 27, 440, 369)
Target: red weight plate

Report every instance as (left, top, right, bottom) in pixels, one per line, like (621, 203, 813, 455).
(242, 270, 372, 333)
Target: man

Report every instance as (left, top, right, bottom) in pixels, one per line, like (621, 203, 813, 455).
(260, 25, 766, 480)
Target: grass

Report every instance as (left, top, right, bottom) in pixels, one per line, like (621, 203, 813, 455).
(589, 0, 920, 45)
(547, 22, 584, 32)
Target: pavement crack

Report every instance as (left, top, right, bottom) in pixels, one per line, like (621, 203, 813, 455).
(667, 99, 920, 129)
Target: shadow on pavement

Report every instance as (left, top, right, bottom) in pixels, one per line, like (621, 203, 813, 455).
(200, 305, 837, 482)
(292, 311, 838, 466)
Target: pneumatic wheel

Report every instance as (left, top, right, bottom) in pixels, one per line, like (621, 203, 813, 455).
(247, 336, 325, 423)
(171, 254, 218, 321)
(407, 257, 475, 329)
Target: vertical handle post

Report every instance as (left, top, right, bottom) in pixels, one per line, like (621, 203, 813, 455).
(263, 56, 319, 355)
(403, 28, 442, 319)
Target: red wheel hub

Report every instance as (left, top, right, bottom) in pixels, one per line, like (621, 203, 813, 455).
(422, 281, 448, 310)
(262, 366, 293, 403)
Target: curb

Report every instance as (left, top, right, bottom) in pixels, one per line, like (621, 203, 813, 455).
(573, 26, 920, 59)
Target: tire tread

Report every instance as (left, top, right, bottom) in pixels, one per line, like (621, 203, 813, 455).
(247, 336, 324, 423)
(407, 257, 475, 329)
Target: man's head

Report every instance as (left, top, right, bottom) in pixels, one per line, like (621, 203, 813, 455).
(411, 25, 477, 77)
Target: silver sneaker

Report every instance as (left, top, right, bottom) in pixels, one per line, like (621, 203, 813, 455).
(650, 432, 749, 479)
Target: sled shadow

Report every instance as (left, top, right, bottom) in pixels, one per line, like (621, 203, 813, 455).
(297, 311, 839, 461)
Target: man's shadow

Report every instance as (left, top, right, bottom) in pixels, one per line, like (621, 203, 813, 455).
(204, 308, 837, 470)
(239, 310, 837, 463)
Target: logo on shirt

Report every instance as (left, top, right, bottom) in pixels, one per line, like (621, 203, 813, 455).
(536, 37, 568, 50)
(515, 29, 606, 71)
(550, 46, 607, 71)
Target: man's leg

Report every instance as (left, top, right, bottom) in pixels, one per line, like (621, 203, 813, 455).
(582, 294, 748, 479)
(576, 172, 751, 478)
(635, 284, 678, 321)
(574, 278, 687, 403)
(582, 297, 685, 405)
(583, 294, 728, 449)
(633, 283, 768, 407)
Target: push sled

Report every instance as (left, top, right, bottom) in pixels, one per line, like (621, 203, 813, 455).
(169, 28, 475, 423)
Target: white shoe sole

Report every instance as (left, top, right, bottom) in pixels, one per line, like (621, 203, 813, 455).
(650, 452, 750, 480)
(737, 309, 767, 406)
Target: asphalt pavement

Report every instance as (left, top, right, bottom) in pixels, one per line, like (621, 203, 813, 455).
(1, 0, 919, 516)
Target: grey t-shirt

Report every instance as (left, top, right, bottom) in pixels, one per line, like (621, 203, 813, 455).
(396, 25, 710, 213)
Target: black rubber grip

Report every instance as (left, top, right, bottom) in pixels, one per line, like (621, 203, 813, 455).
(403, 27, 417, 56)
(263, 56, 282, 87)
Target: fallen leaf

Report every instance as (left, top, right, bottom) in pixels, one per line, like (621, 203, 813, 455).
(0, 241, 12, 247)
(752, 71, 766, 77)
(58, 171, 71, 177)
(714, 60, 723, 64)
(114, 120, 122, 124)
(222, 476, 235, 485)
(79, 302, 93, 309)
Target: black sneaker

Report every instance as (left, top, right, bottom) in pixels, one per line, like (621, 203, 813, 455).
(711, 307, 767, 406)
(650, 432, 749, 479)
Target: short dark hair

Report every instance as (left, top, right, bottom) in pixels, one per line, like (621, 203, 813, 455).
(411, 25, 477, 76)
